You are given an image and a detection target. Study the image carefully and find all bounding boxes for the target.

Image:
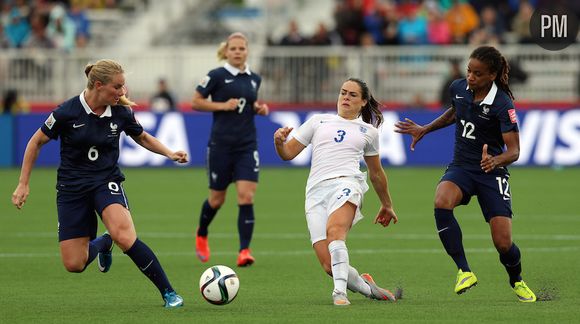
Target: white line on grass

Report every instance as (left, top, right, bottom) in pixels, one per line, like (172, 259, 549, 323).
(4, 232, 580, 241)
(1, 246, 579, 258)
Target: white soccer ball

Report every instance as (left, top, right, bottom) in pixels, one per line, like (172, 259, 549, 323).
(199, 265, 240, 305)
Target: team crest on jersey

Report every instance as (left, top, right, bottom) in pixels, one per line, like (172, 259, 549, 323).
(44, 113, 56, 129)
(251, 80, 257, 90)
(359, 126, 368, 134)
(482, 105, 490, 115)
(110, 123, 118, 135)
(199, 75, 211, 88)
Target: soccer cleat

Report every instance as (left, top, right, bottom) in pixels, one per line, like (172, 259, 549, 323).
(455, 269, 478, 294)
(237, 248, 255, 267)
(513, 281, 536, 302)
(332, 290, 351, 306)
(97, 232, 113, 273)
(163, 290, 184, 308)
(360, 273, 397, 301)
(195, 229, 210, 263)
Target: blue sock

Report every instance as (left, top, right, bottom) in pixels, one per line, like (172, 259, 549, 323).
(83, 233, 112, 271)
(499, 243, 522, 287)
(238, 204, 254, 250)
(434, 208, 470, 272)
(125, 238, 173, 295)
(197, 199, 218, 237)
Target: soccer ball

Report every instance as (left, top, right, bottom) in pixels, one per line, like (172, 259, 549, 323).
(199, 265, 240, 305)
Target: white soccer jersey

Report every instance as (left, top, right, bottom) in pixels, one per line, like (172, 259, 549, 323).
(292, 114, 380, 192)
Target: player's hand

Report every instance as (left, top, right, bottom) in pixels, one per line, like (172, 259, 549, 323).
(12, 183, 30, 209)
(394, 118, 426, 151)
(170, 150, 189, 163)
(274, 127, 293, 145)
(254, 102, 269, 116)
(480, 144, 496, 173)
(373, 205, 398, 227)
(222, 99, 239, 111)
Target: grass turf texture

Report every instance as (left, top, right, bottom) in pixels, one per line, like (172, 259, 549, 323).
(1, 167, 579, 323)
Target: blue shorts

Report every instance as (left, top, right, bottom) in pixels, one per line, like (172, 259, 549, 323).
(56, 180, 129, 241)
(206, 146, 259, 191)
(440, 165, 512, 222)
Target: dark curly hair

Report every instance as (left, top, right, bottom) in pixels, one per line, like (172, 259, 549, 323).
(470, 46, 514, 100)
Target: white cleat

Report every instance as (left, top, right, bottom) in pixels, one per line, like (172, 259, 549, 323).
(332, 290, 351, 306)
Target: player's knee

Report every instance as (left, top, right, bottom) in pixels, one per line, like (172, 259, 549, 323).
(434, 196, 455, 209)
(208, 196, 225, 209)
(110, 230, 136, 251)
(63, 259, 86, 273)
(237, 191, 254, 205)
(494, 240, 512, 254)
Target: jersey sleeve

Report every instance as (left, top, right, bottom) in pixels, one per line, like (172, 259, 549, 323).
(292, 115, 318, 146)
(40, 108, 63, 140)
(497, 101, 519, 133)
(123, 107, 144, 137)
(196, 69, 219, 98)
(364, 128, 380, 156)
(449, 79, 462, 109)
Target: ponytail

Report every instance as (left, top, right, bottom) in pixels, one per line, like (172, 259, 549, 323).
(84, 59, 135, 107)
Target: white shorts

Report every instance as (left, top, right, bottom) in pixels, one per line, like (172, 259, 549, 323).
(304, 176, 369, 244)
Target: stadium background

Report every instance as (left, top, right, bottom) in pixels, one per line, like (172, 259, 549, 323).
(1, 1, 579, 323)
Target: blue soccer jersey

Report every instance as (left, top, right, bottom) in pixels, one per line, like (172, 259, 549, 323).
(449, 79, 519, 171)
(41, 92, 143, 192)
(196, 63, 262, 150)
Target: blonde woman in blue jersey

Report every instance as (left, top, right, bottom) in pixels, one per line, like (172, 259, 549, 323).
(192, 32, 269, 267)
(12, 59, 188, 307)
(274, 78, 399, 306)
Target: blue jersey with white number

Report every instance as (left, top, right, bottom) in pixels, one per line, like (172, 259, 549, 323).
(450, 79, 519, 172)
(196, 63, 262, 150)
(40, 93, 143, 193)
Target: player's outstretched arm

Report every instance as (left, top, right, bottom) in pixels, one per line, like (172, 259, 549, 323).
(273, 127, 305, 161)
(364, 155, 398, 227)
(131, 131, 188, 163)
(395, 106, 456, 151)
(12, 129, 51, 209)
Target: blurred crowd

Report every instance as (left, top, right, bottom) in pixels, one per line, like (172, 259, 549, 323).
(0, 0, 125, 51)
(271, 0, 573, 47)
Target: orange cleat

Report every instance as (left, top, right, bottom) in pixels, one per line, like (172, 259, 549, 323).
(236, 248, 255, 267)
(360, 273, 397, 301)
(195, 230, 210, 263)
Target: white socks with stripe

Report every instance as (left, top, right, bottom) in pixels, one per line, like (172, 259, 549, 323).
(347, 266, 372, 297)
(328, 240, 349, 294)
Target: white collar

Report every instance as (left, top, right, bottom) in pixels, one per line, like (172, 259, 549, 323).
(80, 90, 112, 118)
(224, 62, 251, 76)
(466, 81, 498, 106)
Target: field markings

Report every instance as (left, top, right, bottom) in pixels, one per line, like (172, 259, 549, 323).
(4, 232, 580, 241)
(1, 244, 579, 258)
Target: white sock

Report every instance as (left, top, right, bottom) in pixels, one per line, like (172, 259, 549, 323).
(328, 240, 349, 294)
(347, 266, 371, 297)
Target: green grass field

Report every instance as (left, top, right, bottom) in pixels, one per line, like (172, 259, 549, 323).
(1, 167, 579, 323)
